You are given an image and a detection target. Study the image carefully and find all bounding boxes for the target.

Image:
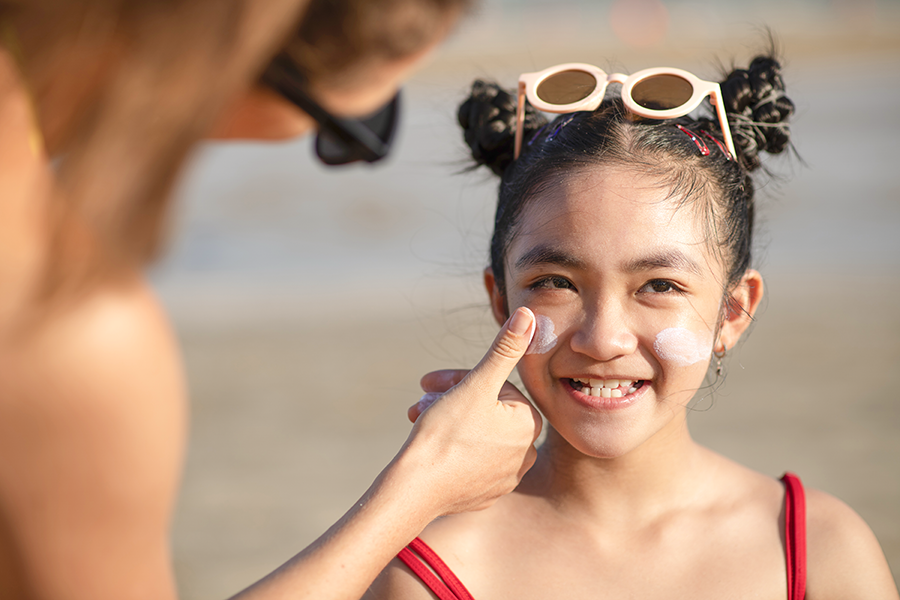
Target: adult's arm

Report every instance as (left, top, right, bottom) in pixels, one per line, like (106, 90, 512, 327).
(231, 307, 541, 600)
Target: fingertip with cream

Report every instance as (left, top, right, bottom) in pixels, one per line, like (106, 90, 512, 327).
(417, 392, 443, 413)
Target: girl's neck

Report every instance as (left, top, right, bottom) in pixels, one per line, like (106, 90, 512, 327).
(518, 420, 715, 529)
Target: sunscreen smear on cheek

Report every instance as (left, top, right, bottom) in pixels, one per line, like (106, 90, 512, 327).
(654, 327, 713, 366)
(526, 314, 558, 355)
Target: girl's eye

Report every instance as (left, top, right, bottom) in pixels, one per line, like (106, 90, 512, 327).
(530, 276, 575, 290)
(640, 279, 681, 294)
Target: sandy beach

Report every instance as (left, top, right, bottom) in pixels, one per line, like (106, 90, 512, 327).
(163, 3, 900, 597)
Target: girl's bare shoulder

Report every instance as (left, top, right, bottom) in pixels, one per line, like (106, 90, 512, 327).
(804, 486, 899, 599)
(710, 452, 898, 599)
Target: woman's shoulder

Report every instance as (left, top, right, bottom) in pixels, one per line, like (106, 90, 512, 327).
(0, 277, 186, 597)
(0, 275, 188, 504)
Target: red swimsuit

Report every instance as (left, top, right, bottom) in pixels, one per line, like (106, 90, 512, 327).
(398, 473, 807, 600)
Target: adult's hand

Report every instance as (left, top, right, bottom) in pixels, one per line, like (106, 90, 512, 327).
(401, 306, 543, 516)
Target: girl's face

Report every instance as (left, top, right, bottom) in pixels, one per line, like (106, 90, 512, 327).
(488, 165, 761, 459)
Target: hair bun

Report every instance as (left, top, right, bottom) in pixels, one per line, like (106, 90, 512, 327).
(457, 80, 547, 176)
(721, 56, 795, 171)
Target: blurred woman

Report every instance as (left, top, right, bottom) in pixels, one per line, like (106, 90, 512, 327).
(0, 1, 543, 599)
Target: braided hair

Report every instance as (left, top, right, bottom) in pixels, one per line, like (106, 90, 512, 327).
(457, 54, 794, 299)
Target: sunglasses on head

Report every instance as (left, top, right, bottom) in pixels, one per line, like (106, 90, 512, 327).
(515, 63, 735, 160)
(262, 53, 401, 166)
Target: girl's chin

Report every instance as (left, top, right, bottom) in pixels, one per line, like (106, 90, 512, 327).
(542, 427, 647, 461)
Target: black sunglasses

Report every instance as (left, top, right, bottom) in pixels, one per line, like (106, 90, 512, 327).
(261, 53, 401, 166)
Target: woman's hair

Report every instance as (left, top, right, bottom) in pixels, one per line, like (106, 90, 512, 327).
(0, 0, 469, 301)
(285, 0, 470, 86)
(457, 54, 795, 303)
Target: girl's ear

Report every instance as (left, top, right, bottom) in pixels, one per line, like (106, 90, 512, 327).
(483, 267, 508, 327)
(716, 269, 764, 352)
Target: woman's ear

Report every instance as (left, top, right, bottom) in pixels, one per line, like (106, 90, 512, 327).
(716, 269, 764, 352)
(483, 268, 508, 327)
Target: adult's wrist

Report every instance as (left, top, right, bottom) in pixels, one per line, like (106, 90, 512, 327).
(376, 436, 448, 528)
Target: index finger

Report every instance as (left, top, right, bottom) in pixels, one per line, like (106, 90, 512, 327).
(420, 369, 470, 393)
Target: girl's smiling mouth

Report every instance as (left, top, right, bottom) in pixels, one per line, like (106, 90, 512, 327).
(564, 377, 647, 409)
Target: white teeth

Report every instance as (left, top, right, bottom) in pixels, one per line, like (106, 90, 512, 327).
(573, 378, 642, 396)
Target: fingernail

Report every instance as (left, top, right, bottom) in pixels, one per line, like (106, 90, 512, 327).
(417, 392, 442, 412)
(509, 307, 534, 336)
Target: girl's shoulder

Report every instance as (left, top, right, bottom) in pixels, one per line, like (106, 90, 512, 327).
(714, 454, 898, 599)
(804, 486, 899, 599)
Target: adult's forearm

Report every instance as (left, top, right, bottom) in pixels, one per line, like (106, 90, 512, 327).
(229, 446, 437, 600)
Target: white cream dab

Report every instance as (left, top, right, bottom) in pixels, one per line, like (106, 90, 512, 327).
(654, 327, 713, 366)
(526, 314, 558, 355)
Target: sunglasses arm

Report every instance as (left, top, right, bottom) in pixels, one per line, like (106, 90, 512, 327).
(711, 92, 737, 159)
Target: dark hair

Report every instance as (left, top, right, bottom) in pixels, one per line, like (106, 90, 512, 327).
(285, 0, 472, 86)
(457, 55, 794, 303)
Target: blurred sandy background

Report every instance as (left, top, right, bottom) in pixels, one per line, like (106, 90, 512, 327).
(152, 0, 900, 597)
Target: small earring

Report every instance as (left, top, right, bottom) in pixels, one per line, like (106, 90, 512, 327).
(714, 344, 728, 376)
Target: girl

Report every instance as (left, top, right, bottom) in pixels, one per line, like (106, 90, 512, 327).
(370, 54, 899, 599)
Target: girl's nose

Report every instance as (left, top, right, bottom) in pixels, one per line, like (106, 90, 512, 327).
(569, 299, 639, 362)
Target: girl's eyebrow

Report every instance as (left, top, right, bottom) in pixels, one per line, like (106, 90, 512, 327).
(514, 245, 587, 271)
(625, 250, 703, 276)
(514, 245, 703, 277)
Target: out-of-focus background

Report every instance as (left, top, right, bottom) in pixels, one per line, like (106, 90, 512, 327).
(155, 0, 900, 597)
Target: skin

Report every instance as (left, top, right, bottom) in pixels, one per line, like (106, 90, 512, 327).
(210, 45, 436, 141)
(0, 12, 543, 600)
(370, 165, 899, 599)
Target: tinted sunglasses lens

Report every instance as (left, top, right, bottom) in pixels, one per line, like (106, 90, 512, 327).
(631, 74, 693, 110)
(315, 94, 400, 165)
(315, 130, 354, 165)
(363, 95, 400, 143)
(537, 70, 597, 105)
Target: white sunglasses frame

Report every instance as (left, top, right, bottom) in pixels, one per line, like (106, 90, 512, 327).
(514, 63, 736, 160)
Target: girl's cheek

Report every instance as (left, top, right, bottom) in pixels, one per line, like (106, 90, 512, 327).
(653, 327, 714, 367)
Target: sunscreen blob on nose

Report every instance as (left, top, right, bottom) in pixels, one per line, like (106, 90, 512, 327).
(527, 314, 558, 355)
(653, 327, 713, 366)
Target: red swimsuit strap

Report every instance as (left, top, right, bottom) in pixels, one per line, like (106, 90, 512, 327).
(781, 472, 807, 600)
(400, 477, 807, 600)
(397, 537, 475, 600)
